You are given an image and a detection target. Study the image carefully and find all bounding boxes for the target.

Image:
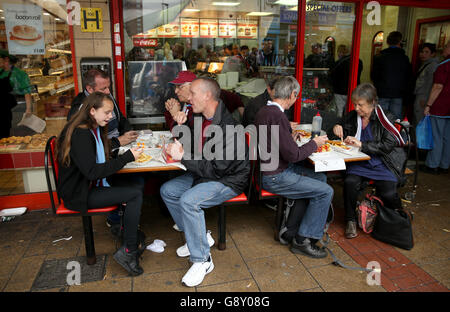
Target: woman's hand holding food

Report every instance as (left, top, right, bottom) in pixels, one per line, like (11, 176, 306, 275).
(333, 125, 344, 140)
(344, 136, 362, 148)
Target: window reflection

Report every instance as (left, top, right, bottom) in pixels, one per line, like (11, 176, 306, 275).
(123, 0, 298, 122)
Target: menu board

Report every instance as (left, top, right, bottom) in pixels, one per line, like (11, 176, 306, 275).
(143, 28, 157, 37)
(199, 19, 218, 38)
(181, 18, 199, 38)
(218, 20, 236, 38)
(237, 20, 258, 39)
(157, 22, 180, 38)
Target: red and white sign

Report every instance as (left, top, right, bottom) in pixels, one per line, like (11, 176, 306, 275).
(133, 37, 158, 47)
(237, 20, 258, 39)
(199, 19, 218, 38)
(157, 23, 180, 38)
(181, 18, 199, 38)
(218, 19, 236, 38)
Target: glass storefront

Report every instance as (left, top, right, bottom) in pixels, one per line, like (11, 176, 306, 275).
(300, 1, 356, 117)
(0, 1, 74, 196)
(0, 0, 449, 200)
(122, 0, 299, 124)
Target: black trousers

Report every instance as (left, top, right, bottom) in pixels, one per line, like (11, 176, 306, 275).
(87, 186, 142, 250)
(343, 174, 402, 222)
(0, 110, 12, 139)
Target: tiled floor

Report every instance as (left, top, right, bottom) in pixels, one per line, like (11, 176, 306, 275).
(0, 168, 449, 293)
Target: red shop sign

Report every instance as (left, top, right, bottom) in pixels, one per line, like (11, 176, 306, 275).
(133, 38, 158, 47)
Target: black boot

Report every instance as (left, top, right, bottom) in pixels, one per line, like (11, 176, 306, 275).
(113, 246, 144, 276)
(290, 237, 327, 258)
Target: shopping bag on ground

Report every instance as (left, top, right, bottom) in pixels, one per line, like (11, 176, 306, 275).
(356, 194, 381, 234)
(415, 116, 433, 150)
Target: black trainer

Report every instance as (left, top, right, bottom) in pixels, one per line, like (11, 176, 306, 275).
(290, 238, 327, 258)
(113, 246, 144, 276)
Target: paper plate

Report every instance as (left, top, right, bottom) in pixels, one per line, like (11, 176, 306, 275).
(330, 145, 360, 155)
(0, 207, 27, 217)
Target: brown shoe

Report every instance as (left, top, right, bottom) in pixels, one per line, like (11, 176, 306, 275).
(345, 221, 358, 239)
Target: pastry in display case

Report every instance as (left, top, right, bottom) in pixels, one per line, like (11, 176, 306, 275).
(0, 133, 51, 151)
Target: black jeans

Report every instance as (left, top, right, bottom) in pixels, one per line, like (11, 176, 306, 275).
(343, 174, 402, 222)
(87, 186, 142, 250)
(0, 110, 12, 139)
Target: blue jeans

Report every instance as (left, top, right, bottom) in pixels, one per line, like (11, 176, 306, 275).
(262, 163, 333, 240)
(378, 98, 403, 120)
(160, 173, 237, 263)
(426, 116, 450, 169)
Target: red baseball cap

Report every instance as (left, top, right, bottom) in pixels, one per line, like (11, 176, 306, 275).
(169, 71, 197, 84)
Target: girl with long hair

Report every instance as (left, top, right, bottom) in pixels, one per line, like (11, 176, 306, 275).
(56, 92, 145, 276)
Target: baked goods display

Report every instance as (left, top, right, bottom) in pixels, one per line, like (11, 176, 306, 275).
(0, 134, 51, 151)
(28, 134, 51, 149)
(54, 77, 74, 89)
(0, 136, 32, 144)
(134, 153, 152, 163)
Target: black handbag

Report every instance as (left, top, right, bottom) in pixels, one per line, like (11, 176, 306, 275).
(371, 205, 414, 250)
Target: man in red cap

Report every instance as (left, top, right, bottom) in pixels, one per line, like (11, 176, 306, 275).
(164, 71, 197, 130)
(164, 71, 245, 130)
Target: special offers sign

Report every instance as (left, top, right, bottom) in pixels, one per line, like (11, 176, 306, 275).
(4, 4, 45, 55)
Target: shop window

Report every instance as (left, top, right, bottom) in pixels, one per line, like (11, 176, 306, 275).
(0, 1, 74, 195)
(370, 31, 383, 76)
(360, 4, 449, 121)
(301, 1, 356, 118)
(123, 0, 299, 125)
(415, 17, 450, 67)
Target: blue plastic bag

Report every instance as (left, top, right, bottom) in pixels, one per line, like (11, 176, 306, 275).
(416, 116, 433, 150)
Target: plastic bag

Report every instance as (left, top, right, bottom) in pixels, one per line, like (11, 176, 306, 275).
(416, 116, 433, 150)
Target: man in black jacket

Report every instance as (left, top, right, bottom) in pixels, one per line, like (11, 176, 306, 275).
(67, 69, 138, 151)
(160, 77, 250, 287)
(371, 31, 412, 120)
(330, 45, 363, 117)
(242, 75, 294, 127)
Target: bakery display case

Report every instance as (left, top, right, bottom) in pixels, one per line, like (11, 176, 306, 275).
(0, 4, 75, 196)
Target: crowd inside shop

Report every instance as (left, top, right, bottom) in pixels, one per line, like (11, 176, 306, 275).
(0, 0, 449, 289)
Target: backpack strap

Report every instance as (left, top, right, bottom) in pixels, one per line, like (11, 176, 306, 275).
(319, 204, 376, 273)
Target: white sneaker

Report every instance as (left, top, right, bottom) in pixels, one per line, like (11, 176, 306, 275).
(176, 230, 215, 257)
(173, 224, 182, 232)
(182, 255, 214, 287)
